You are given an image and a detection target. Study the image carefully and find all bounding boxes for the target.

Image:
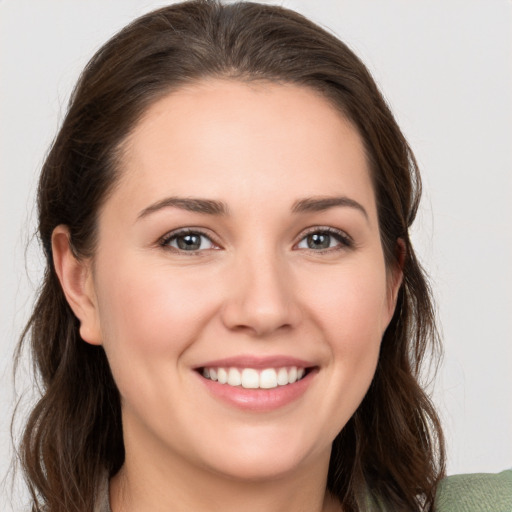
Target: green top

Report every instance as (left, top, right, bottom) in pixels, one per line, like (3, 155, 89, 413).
(365, 470, 512, 511)
(435, 469, 512, 512)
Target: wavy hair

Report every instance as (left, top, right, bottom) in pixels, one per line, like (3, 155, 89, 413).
(15, 1, 445, 511)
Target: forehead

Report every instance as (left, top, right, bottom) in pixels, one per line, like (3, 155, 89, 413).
(112, 79, 377, 221)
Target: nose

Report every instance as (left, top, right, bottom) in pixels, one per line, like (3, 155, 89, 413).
(220, 251, 302, 337)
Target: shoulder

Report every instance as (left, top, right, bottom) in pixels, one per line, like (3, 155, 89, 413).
(435, 469, 512, 512)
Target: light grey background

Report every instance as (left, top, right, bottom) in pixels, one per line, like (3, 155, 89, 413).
(1, 1, 511, 509)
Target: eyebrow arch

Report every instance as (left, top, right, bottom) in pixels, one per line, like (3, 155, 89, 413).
(137, 197, 228, 219)
(292, 196, 369, 220)
(137, 195, 368, 221)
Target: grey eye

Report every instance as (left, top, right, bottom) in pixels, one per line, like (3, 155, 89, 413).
(296, 229, 351, 251)
(177, 234, 202, 250)
(305, 233, 332, 249)
(165, 232, 215, 251)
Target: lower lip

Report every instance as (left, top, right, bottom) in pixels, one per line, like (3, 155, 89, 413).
(197, 370, 316, 412)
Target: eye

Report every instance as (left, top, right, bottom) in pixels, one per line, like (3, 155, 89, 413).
(296, 228, 352, 251)
(160, 229, 217, 252)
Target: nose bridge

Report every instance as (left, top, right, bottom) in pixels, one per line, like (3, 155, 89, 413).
(221, 241, 300, 336)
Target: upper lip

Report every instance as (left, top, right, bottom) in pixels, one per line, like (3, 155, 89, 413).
(194, 355, 316, 370)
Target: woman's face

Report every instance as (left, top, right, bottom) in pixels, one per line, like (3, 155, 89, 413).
(80, 80, 400, 481)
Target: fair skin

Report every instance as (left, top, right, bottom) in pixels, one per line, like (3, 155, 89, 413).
(53, 80, 402, 512)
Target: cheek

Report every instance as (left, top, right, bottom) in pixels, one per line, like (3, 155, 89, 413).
(300, 259, 390, 344)
(94, 258, 221, 368)
(298, 259, 388, 405)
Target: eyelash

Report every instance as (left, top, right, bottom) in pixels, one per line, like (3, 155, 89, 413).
(158, 226, 353, 254)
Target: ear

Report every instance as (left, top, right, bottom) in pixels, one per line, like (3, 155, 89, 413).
(52, 225, 102, 345)
(385, 238, 405, 322)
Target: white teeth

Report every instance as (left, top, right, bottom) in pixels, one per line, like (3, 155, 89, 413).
(227, 368, 241, 386)
(277, 367, 288, 385)
(202, 366, 307, 389)
(217, 367, 228, 384)
(241, 368, 259, 389)
(260, 368, 278, 388)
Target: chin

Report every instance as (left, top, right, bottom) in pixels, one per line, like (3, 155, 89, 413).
(197, 429, 330, 482)
(207, 453, 312, 482)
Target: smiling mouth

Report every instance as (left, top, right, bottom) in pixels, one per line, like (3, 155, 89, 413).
(199, 366, 310, 389)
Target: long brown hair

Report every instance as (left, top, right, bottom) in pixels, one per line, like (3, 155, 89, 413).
(15, 1, 445, 510)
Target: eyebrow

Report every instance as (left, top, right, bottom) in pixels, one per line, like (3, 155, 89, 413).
(292, 196, 369, 220)
(137, 195, 368, 221)
(137, 197, 228, 219)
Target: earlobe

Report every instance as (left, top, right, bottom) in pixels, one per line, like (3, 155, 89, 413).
(52, 225, 102, 345)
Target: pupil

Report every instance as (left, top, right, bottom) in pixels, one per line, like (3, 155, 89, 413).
(308, 233, 330, 249)
(178, 234, 201, 250)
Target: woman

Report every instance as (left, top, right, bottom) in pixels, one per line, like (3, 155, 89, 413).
(14, 2, 510, 512)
